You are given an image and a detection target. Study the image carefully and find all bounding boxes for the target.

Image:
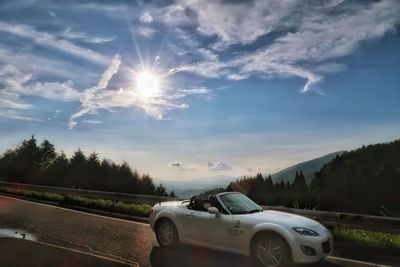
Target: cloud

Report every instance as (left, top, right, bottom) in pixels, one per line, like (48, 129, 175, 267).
(169, 161, 182, 167)
(0, 45, 96, 81)
(140, 12, 153, 24)
(0, 64, 32, 110)
(2, 1, 397, 126)
(137, 26, 157, 38)
(68, 53, 122, 128)
(167, 160, 233, 171)
(19, 80, 79, 101)
(0, 110, 42, 122)
(0, 21, 109, 65)
(0, 97, 31, 110)
(160, 0, 400, 92)
(61, 27, 114, 44)
(166, 87, 210, 100)
(0, 63, 83, 122)
(207, 161, 232, 171)
(167, 161, 197, 171)
(67, 53, 212, 128)
(82, 120, 102, 124)
(173, 0, 297, 49)
(0, 64, 80, 108)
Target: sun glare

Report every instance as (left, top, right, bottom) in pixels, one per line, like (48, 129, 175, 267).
(135, 71, 160, 98)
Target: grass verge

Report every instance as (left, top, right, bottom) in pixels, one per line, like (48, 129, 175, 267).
(333, 227, 400, 250)
(0, 186, 152, 217)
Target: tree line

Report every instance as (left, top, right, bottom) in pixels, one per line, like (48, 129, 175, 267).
(224, 171, 311, 208)
(0, 136, 175, 197)
(208, 139, 400, 217)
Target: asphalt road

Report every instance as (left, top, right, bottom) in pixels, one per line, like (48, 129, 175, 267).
(0, 195, 341, 267)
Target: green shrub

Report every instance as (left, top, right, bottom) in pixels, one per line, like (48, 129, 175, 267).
(0, 186, 151, 217)
(334, 227, 400, 249)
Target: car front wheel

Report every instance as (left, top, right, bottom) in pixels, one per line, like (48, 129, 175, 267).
(251, 233, 292, 267)
(156, 219, 178, 247)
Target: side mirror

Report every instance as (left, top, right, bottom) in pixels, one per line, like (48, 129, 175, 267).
(208, 207, 220, 216)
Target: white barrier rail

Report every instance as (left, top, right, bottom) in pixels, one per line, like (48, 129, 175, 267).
(1, 181, 399, 234)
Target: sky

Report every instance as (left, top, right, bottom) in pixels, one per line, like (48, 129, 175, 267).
(0, 0, 400, 182)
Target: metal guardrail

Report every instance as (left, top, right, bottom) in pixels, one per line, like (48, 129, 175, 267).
(1, 181, 399, 234)
(0, 181, 180, 205)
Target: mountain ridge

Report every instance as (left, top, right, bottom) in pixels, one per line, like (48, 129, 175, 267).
(159, 151, 344, 197)
(270, 151, 345, 185)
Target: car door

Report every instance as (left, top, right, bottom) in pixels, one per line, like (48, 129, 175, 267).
(180, 208, 235, 249)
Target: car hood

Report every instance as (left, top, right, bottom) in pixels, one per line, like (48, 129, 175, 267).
(240, 210, 320, 228)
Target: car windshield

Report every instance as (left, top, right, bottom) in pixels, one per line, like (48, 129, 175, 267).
(220, 193, 263, 214)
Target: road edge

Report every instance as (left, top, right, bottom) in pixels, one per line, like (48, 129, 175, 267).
(326, 256, 392, 267)
(0, 192, 150, 223)
(0, 193, 395, 267)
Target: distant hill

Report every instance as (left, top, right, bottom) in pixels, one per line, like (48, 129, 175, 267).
(270, 151, 344, 185)
(157, 152, 345, 197)
(155, 175, 234, 198)
(219, 139, 400, 216)
(310, 139, 400, 215)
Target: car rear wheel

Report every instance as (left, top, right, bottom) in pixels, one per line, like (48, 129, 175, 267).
(156, 219, 178, 247)
(251, 233, 292, 267)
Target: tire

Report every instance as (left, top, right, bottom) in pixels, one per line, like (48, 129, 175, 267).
(156, 219, 179, 247)
(251, 233, 292, 267)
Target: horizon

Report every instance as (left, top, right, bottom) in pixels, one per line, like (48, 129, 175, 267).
(1, 0, 400, 181)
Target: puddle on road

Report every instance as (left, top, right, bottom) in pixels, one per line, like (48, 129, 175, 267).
(0, 228, 37, 241)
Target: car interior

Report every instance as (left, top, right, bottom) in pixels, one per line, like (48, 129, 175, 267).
(188, 195, 227, 214)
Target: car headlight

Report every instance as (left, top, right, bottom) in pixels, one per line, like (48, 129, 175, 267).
(292, 227, 319, 236)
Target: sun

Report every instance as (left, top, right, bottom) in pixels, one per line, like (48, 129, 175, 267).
(135, 71, 160, 98)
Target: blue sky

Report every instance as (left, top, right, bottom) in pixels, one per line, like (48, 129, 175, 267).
(0, 0, 399, 181)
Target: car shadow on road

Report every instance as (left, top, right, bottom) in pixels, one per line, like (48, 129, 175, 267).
(150, 245, 341, 267)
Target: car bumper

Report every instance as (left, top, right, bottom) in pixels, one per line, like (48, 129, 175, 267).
(149, 211, 156, 231)
(291, 235, 334, 263)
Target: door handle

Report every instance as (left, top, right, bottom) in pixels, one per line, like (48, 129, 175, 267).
(185, 212, 194, 217)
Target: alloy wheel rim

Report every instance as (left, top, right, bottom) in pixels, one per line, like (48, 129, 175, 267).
(158, 222, 174, 246)
(256, 238, 283, 267)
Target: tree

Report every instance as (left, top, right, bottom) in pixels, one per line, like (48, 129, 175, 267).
(169, 190, 176, 197)
(13, 135, 41, 183)
(38, 139, 56, 171)
(156, 184, 168, 196)
(141, 174, 155, 195)
(45, 152, 69, 186)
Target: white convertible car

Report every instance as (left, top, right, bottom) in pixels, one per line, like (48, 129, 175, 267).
(149, 192, 333, 267)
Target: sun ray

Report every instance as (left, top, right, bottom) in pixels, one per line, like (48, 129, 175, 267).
(135, 70, 160, 98)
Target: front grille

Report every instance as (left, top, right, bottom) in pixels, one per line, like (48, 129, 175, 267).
(322, 240, 331, 253)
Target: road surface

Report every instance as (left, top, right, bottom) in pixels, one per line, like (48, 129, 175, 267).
(0, 195, 342, 267)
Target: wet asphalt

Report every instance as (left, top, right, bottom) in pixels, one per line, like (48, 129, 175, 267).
(0, 195, 341, 267)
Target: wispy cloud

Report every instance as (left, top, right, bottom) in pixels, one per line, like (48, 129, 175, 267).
(82, 120, 102, 124)
(68, 53, 122, 128)
(0, 21, 109, 65)
(167, 161, 197, 171)
(140, 12, 153, 24)
(0, 65, 33, 110)
(168, 161, 234, 171)
(169, 161, 182, 167)
(172, 0, 297, 49)
(0, 110, 42, 122)
(207, 161, 233, 171)
(0, 64, 80, 105)
(166, 87, 210, 100)
(0, 45, 96, 81)
(68, 54, 211, 128)
(137, 26, 157, 38)
(61, 27, 114, 44)
(161, 0, 400, 92)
